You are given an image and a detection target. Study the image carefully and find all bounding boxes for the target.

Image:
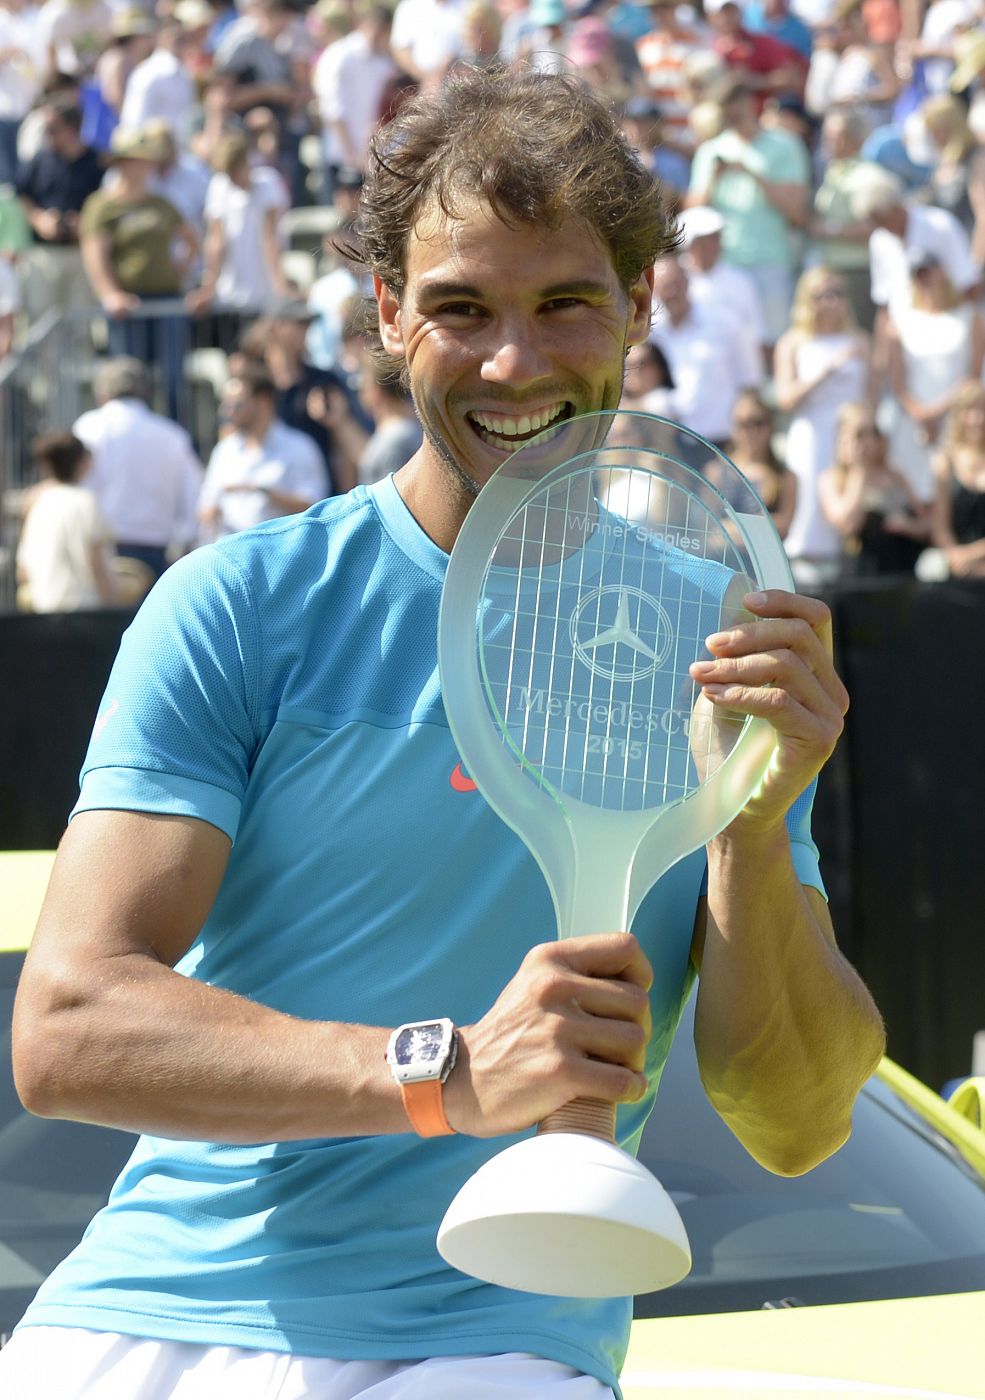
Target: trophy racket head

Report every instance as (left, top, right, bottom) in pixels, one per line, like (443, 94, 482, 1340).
(451, 411, 790, 817)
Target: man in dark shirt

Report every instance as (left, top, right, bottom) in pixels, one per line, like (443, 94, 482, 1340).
(16, 98, 103, 320)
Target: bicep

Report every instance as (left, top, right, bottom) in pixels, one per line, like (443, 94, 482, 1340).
(24, 810, 231, 981)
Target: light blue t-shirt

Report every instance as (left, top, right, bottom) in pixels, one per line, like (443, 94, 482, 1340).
(18, 476, 823, 1393)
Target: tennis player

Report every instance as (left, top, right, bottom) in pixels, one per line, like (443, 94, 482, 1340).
(3, 67, 884, 1400)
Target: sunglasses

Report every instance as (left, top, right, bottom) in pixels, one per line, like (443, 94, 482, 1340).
(735, 415, 770, 428)
(812, 287, 846, 301)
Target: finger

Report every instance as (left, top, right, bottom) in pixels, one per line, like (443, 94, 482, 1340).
(697, 620, 848, 712)
(546, 932, 654, 991)
(693, 646, 846, 720)
(573, 1013, 651, 1075)
(740, 590, 835, 656)
(568, 973, 652, 1031)
(696, 678, 844, 754)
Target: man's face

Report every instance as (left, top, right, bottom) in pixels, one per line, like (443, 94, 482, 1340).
(376, 199, 652, 497)
(650, 259, 689, 324)
(222, 378, 263, 434)
(686, 231, 720, 272)
(709, 2, 743, 34)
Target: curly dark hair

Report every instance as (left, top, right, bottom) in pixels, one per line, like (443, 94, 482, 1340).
(353, 65, 676, 297)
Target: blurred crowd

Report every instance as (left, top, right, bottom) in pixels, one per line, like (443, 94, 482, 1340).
(2, 0, 985, 610)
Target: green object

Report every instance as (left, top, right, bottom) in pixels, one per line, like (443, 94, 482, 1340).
(439, 409, 794, 945)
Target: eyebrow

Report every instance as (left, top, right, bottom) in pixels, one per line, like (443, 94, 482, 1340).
(415, 278, 614, 302)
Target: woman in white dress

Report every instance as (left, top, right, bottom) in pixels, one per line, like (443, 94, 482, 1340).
(886, 252, 985, 504)
(774, 265, 872, 585)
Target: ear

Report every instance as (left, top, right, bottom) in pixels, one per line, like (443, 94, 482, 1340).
(626, 265, 654, 348)
(374, 274, 405, 359)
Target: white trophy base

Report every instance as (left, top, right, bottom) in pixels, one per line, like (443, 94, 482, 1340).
(436, 1132, 692, 1297)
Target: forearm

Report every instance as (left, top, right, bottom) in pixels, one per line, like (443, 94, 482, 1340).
(14, 952, 408, 1142)
(694, 824, 884, 1176)
(752, 175, 808, 227)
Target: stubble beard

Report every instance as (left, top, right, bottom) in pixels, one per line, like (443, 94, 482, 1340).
(408, 355, 630, 510)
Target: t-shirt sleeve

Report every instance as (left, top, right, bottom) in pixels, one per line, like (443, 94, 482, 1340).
(72, 544, 262, 842)
(78, 192, 108, 240)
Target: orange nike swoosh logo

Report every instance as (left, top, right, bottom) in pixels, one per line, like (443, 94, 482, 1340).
(450, 763, 478, 793)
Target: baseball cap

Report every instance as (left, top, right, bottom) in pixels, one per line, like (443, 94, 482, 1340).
(530, 0, 566, 24)
(678, 206, 726, 243)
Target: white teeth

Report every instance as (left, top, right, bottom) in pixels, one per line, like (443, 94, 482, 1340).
(469, 403, 566, 438)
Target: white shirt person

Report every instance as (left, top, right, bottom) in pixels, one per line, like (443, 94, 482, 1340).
(199, 366, 329, 540)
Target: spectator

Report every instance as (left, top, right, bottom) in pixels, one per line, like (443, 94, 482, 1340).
(819, 401, 930, 575)
(686, 77, 811, 350)
(306, 219, 365, 370)
(848, 166, 981, 325)
(620, 96, 691, 198)
(72, 356, 204, 579)
(918, 93, 981, 236)
(678, 203, 766, 374)
(0, 248, 19, 358)
(649, 254, 760, 447)
(885, 251, 985, 502)
(518, 0, 571, 73)
(36, 0, 113, 81)
(635, 0, 707, 155)
(904, 0, 978, 98)
(308, 351, 423, 487)
(742, 0, 813, 61)
(457, 0, 503, 69)
(565, 16, 639, 108)
(16, 97, 102, 320)
(774, 265, 871, 585)
(117, 18, 199, 143)
(929, 380, 985, 578)
(312, 2, 395, 190)
(809, 108, 881, 329)
(199, 129, 291, 313)
(198, 362, 329, 539)
(15, 431, 120, 613)
(143, 120, 211, 240)
(214, 0, 312, 204)
(89, 7, 157, 150)
(714, 389, 797, 538)
(621, 339, 678, 416)
(390, 0, 465, 87)
(808, 0, 899, 132)
(79, 125, 205, 417)
(0, 0, 44, 185)
(703, 0, 808, 105)
(265, 297, 359, 492)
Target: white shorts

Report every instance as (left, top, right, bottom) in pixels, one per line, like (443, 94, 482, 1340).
(0, 1327, 616, 1399)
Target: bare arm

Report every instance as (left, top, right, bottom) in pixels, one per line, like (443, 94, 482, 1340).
(13, 811, 652, 1143)
(819, 464, 866, 536)
(89, 542, 122, 606)
(772, 469, 797, 540)
(688, 592, 885, 1175)
(260, 205, 291, 300)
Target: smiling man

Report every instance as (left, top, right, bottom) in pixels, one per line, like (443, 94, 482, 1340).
(2, 67, 883, 1400)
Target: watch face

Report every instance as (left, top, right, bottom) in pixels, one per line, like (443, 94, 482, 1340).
(393, 1023, 446, 1067)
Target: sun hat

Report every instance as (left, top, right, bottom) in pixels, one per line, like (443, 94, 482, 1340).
(105, 126, 164, 163)
(949, 30, 985, 94)
(677, 206, 726, 244)
(110, 7, 156, 38)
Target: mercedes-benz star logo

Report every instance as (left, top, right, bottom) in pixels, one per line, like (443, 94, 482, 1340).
(569, 586, 673, 682)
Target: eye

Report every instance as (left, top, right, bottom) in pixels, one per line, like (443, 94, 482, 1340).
(435, 302, 483, 319)
(543, 297, 585, 312)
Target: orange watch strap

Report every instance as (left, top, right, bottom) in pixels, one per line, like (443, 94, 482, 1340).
(400, 1078, 455, 1137)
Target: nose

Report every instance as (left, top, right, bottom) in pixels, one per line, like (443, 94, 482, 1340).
(479, 317, 553, 388)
